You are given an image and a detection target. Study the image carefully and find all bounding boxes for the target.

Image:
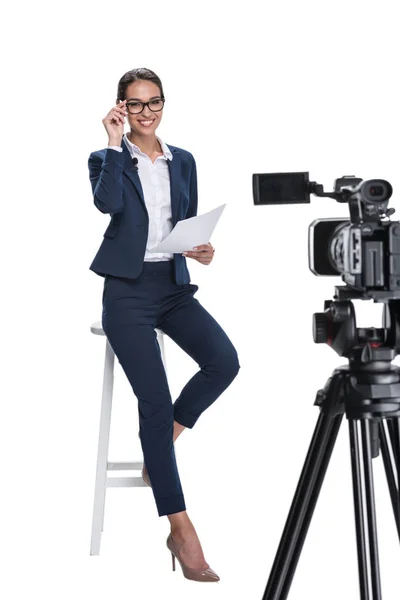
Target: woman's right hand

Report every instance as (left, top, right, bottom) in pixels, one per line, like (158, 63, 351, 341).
(102, 99, 128, 144)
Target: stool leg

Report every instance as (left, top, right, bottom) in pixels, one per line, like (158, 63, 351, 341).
(90, 338, 115, 555)
(157, 330, 167, 376)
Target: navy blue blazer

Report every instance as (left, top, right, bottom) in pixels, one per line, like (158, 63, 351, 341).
(88, 139, 198, 285)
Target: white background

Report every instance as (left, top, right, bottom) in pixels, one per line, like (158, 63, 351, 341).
(2, 0, 400, 598)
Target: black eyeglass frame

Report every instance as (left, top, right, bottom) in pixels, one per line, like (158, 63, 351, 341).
(125, 98, 166, 114)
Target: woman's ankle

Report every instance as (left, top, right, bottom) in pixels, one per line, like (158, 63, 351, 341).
(168, 511, 194, 536)
(172, 521, 198, 541)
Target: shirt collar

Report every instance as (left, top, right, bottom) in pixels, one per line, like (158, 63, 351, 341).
(123, 133, 173, 161)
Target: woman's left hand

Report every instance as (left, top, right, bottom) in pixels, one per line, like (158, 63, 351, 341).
(182, 242, 215, 265)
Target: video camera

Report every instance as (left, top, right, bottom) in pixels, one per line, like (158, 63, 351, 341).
(253, 172, 400, 301)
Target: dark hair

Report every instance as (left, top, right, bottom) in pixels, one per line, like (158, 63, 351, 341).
(116, 68, 164, 103)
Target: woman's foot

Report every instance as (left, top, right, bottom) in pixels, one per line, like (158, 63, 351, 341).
(170, 519, 209, 570)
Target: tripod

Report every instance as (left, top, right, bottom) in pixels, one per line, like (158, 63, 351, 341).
(263, 295, 400, 600)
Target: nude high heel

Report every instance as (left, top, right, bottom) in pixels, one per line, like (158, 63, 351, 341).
(166, 533, 220, 582)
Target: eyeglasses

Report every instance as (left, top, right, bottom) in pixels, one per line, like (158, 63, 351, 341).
(126, 98, 165, 114)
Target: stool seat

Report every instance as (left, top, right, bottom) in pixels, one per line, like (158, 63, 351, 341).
(90, 320, 105, 336)
(90, 320, 164, 337)
(89, 318, 168, 555)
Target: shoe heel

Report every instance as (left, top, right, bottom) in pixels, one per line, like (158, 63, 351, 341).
(171, 551, 176, 571)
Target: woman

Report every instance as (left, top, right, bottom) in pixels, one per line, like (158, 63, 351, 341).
(88, 68, 240, 582)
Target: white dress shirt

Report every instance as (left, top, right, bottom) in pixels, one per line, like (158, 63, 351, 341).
(108, 133, 174, 262)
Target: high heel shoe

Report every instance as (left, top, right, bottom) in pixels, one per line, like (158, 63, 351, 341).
(166, 533, 220, 582)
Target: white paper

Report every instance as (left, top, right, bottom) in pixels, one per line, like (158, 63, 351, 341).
(148, 204, 226, 253)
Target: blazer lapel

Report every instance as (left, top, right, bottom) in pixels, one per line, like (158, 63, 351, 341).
(121, 137, 181, 225)
(167, 148, 181, 225)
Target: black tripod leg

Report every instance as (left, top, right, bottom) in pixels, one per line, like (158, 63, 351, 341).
(360, 419, 382, 599)
(390, 418, 400, 530)
(370, 421, 380, 459)
(278, 412, 343, 600)
(263, 376, 344, 600)
(378, 420, 400, 540)
(387, 417, 400, 474)
(349, 420, 371, 600)
(362, 420, 382, 599)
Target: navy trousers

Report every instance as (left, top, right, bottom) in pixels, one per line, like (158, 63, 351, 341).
(101, 259, 240, 517)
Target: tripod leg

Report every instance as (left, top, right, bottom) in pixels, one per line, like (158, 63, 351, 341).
(387, 417, 400, 472)
(370, 421, 380, 459)
(378, 420, 400, 540)
(278, 413, 343, 600)
(361, 420, 382, 599)
(350, 419, 382, 600)
(389, 418, 400, 529)
(349, 420, 372, 600)
(263, 380, 344, 600)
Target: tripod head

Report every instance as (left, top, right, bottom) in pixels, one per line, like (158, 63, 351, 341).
(313, 297, 400, 362)
(313, 295, 400, 422)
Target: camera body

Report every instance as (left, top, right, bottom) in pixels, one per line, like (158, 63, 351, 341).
(309, 218, 400, 292)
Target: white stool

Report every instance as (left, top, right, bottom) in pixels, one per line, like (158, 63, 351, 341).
(89, 320, 168, 555)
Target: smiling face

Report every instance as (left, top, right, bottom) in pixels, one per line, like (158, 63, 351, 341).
(121, 79, 163, 137)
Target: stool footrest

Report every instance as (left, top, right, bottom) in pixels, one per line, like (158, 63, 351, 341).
(108, 461, 143, 470)
(107, 476, 147, 487)
(106, 461, 148, 487)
